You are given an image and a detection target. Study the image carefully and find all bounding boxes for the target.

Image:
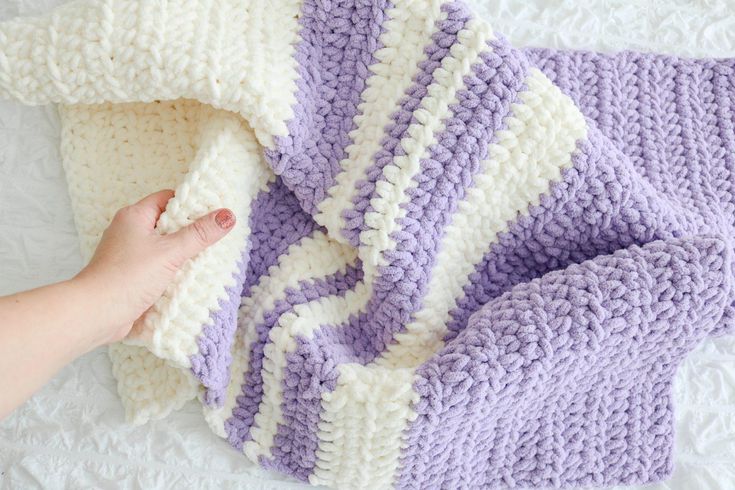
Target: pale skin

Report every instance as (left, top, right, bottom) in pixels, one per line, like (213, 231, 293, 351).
(0, 189, 235, 419)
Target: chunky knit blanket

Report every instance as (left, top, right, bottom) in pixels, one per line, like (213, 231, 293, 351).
(2, 1, 735, 488)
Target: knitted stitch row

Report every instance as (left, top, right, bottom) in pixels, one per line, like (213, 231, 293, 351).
(1, 1, 734, 488)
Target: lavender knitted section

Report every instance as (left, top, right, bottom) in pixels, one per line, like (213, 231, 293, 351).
(525, 49, 735, 234)
(241, 178, 317, 297)
(143, 2, 735, 487)
(191, 255, 248, 407)
(399, 236, 732, 488)
(7, 0, 735, 487)
(444, 129, 683, 341)
(393, 51, 735, 487)
(235, 6, 735, 487)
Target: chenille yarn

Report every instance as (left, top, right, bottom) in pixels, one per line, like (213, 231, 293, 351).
(1, 1, 734, 488)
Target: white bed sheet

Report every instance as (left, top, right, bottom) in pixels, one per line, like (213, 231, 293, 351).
(1, 1, 734, 488)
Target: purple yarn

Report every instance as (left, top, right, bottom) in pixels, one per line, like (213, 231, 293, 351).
(398, 236, 732, 488)
(190, 177, 315, 405)
(264, 0, 391, 215)
(224, 265, 363, 451)
(342, 1, 474, 246)
(191, 255, 248, 407)
(262, 266, 363, 479)
(183, 3, 735, 487)
(444, 128, 684, 341)
(242, 178, 317, 297)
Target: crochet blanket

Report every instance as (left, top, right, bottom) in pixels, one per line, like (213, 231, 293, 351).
(2, 1, 734, 488)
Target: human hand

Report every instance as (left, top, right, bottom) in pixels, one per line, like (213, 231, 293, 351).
(73, 190, 236, 346)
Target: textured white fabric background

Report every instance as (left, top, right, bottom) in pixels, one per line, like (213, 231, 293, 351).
(1, 1, 734, 489)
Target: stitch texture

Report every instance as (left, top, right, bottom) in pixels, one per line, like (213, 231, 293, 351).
(1, 1, 734, 488)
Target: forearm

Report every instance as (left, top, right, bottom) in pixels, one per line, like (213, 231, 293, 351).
(0, 278, 105, 419)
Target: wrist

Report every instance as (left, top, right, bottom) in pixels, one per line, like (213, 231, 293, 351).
(66, 272, 122, 350)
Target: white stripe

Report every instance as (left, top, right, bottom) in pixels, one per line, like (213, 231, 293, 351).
(310, 363, 418, 489)
(315, 0, 445, 239)
(204, 231, 358, 436)
(240, 231, 358, 330)
(359, 18, 495, 281)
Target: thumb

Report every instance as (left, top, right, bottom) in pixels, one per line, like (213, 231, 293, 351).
(165, 208, 236, 263)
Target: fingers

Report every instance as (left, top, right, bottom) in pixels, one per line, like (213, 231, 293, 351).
(130, 190, 175, 228)
(164, 209, 236, 263)
(134, 189, 175, 211)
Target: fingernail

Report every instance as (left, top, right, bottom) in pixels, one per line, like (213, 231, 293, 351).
(215, 209, 235, 229)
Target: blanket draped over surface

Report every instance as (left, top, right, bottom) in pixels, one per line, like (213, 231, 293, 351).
(2, 1, 735, 488)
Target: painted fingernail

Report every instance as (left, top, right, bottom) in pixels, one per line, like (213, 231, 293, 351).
(215, 209, 235, 229)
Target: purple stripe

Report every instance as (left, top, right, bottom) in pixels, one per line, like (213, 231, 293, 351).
(191, 256, 248, 406)
(224, 265, 363, 452)
(242, 178, 317, 296)
(341, 2, 474, 246)
(262, 304, 366, 480)
(264, 0, 391, 216)
(191, 177, 315, 406)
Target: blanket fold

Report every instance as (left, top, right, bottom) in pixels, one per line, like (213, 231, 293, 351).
(2, 1, 734, 488)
